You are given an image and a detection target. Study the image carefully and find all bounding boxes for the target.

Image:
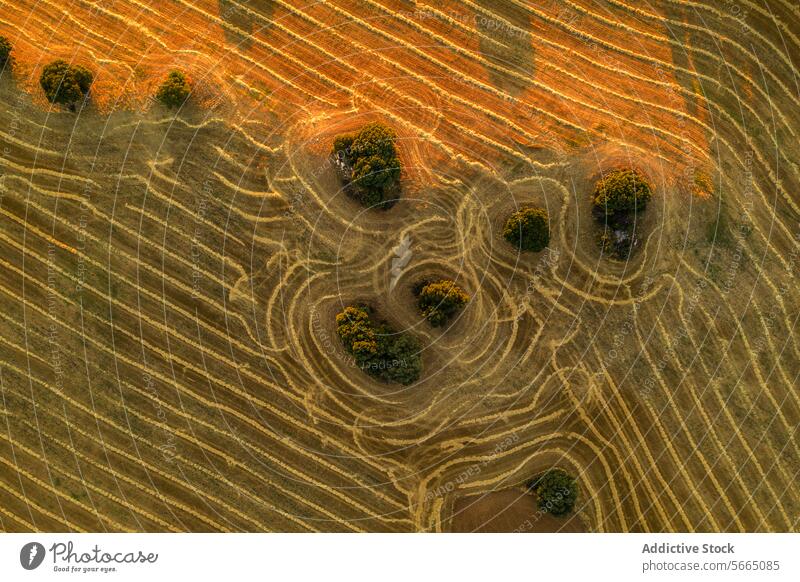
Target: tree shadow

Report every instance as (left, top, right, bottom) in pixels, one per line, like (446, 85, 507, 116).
(475, 1, 534, 97)
(218, 0, 274, 51)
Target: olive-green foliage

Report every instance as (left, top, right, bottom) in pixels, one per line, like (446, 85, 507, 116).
(592, 169, 652, 217)
(40, 60, 93, 106)
(349, 122, 398, 161)
(528, 469, 578, 517)
(156, 71, 191, 108)
(335, 305, 421, 385)
(0, 36, 11, 68)
(353, 154, 400, 190)
(335, 306, 378, 360)
(331, 122, 401, 208)
(418, 279, 469, 327)
(73, 66, 93, 94)
(503, 206, 550, 252)
(332, 135, 354, 157)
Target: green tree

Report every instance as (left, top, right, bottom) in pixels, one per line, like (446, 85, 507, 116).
(156, 70, 191, 108)
(332, 134, 354, 158)
(335, 306, 378, 360)
(528, 469, 578, 517)
(592, 169, 652, 217)
(40, 60, 93, 108)
(0, 36, 12, 69)
(72, 65, 93, 94)
(349, 122, 398, 161)
(331, 122, 401, 208)
(417, 279, 470, 327)
(503, 207, 550, 252)
(335, 305, 422, 385)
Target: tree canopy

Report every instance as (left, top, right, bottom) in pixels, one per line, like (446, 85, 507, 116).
(503, 207, 550, 252)
(40, 60, 93, 107)
(528, 469, 578, 517)
(0, 36, 11, 68)
(156, 71, 191, 109)
(331, 122, 401, 208)
(592, 169, 652, 217)
(417, 279, 470, 327)
(336, 305, 421, 385)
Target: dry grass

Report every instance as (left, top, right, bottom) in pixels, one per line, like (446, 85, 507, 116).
(0, 0, 798, 532)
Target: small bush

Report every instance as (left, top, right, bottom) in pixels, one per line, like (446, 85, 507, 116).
(331, 122, 401, 208)
(528, 469, 578, 517)
(592, 169, 652, 217)
(503, 207, 550, 252)
(40, 60, 93, 107)
(0, 36, 12, 68)
(335, 305, 421, 385)
(417, 279, 469, 327)
(156, 71, 191, 108)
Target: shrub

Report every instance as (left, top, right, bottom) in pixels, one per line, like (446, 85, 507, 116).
(335, 305, 421, 385)
(335, 306, 378, 360)
(503, 206, 550, 252)
(417, 279, 469, 327)
(331, 122, 401, 208)
(592, 169, 652, 217)
(0, 36, 11, 68)
(156, 71, 191, 108)
(40, 60, 93, 107)
(528, 469, 578, 517)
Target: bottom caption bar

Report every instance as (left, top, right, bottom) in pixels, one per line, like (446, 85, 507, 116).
(1, 533, 797, 581)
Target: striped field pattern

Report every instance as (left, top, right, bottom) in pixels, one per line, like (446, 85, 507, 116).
(0, 0, 798, 532)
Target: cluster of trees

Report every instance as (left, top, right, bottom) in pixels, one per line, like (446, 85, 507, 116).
(416, 279, 470, 327)
(333, 279, 470, 385)
(528, 469, 578, 516)
(503, 206, 550, 252)
(592, 169, 652, 259)
(0, 36, 192, 113)
(335, 305, 421, 385)
(331, 122, 401, 208)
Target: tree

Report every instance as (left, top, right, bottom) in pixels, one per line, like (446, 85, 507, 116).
(528, 469, 578, 517)
(156, 70, 191, 108)
(330, 122, 401, 208)
(72, 65, 93, 94)
(40, 60, 93, 108)
(592, 169, 652, 217)
(335, 306, 378, 360)
(349, 122, 398, 161)
(417, 279, 469, 327)
(591, 169, 652, 259)
(0, 36, 11, 69)
(335, 305, 422, 385)
(503, 207, 550, 252)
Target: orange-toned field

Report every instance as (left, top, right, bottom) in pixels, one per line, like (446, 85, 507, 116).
(0, 0, 798, 532)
